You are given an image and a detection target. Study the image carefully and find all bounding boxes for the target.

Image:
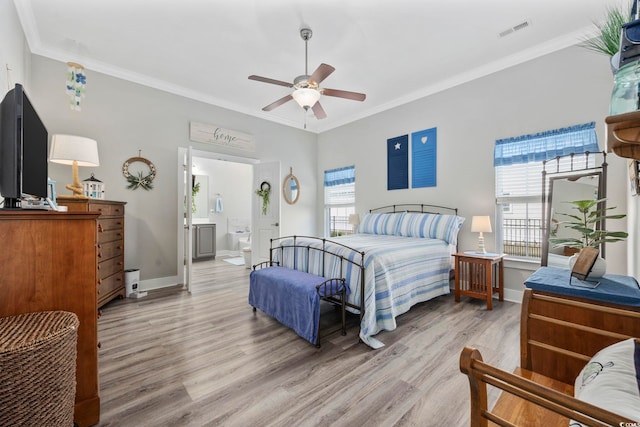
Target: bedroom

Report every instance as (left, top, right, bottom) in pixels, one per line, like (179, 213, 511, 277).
(0, 0, 638, 425)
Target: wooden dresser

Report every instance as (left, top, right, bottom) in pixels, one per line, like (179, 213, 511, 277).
(0, 210, 101, 426)
(57, 199, 126, 308)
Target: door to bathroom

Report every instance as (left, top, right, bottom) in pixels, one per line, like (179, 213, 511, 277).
(176, 148, 279, 291)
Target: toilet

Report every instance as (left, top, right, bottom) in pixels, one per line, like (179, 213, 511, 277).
(227, 231, 251, 254)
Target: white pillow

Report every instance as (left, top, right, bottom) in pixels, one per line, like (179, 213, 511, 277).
(572, 338, 640, 425)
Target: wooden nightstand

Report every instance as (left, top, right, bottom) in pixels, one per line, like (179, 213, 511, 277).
(453, 252, 505, 310)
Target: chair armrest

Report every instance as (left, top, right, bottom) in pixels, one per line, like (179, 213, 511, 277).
(459, 346, 635, 427)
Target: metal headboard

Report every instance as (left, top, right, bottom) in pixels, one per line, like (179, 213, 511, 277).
(369, 203, 458, 216)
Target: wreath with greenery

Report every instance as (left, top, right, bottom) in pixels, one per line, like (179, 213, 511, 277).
(255, 181, 271, 215)
(122, 156, 157, 191)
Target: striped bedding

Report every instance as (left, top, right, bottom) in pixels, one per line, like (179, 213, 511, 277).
(274, 234, 452, 349)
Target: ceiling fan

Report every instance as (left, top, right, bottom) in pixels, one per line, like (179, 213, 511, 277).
(248, 28, 366, 120)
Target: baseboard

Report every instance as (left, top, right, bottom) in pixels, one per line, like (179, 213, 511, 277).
(448, 283, 523, 305)
(503, 287, 523, 304)
(138, 275, 181, 292)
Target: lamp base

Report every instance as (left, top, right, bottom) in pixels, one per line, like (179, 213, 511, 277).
(477, 233, 487, 254)
(58, 160, 89, 199)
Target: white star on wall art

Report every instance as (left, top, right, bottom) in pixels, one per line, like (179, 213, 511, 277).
(395, 142, 401, 150)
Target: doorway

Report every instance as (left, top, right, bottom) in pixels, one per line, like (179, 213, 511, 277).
(177, 148, 267, 292)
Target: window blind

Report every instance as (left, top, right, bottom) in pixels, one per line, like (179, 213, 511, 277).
(324, 165, 355, 206)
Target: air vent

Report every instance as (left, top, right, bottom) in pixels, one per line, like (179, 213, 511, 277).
(498, 20, 532, 38)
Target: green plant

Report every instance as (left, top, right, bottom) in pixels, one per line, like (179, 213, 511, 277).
(191, 181, 200, 214)
(580, 3, 631, 57)
(255, 181, 271, 215)
(126, 171, 154, 190)
(549, 199, 628, 250)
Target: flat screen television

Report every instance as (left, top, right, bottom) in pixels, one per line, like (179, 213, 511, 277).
(0, 83, 48, 209)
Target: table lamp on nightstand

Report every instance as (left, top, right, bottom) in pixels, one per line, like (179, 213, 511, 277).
(471, 215, 492, 254)
(49, 134, 99, 199)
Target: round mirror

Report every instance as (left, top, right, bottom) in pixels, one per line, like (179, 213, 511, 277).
(283, 167, 300, 205)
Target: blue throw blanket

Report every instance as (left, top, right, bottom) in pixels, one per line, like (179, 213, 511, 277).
(249, 266, 339, 345)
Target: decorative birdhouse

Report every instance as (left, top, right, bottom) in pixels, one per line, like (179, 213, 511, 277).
(82, 173, 105, 199)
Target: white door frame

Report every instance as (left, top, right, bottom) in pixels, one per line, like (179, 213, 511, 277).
(176, 147, 260, 290)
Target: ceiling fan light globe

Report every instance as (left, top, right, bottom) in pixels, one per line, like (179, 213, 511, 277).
(292, 88, 320, 108)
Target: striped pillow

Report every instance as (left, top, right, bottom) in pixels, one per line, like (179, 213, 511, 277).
(396, 212, 464, 245)
(358, 213, 404, 235)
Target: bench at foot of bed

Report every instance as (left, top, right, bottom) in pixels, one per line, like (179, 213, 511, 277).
(249, 264, 346, 347)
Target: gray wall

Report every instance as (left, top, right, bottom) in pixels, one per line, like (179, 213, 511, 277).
(0, 0, 29, 93)
(28, 55, 318, 287)
(317, 45, 628, 300)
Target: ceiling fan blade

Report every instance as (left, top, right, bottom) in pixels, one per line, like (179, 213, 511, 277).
(309, 63, 335, 85)
(322, 88, 366, 102)
(262, 94, 293, 111)
(248, 75, 293, 88)
(312, 102, 327, 119)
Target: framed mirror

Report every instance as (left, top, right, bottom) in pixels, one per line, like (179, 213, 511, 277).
(541, 152, 607, 267)
(282, 167, 300, 205)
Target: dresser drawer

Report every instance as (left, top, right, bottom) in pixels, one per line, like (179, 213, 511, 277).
(98, 256, 124, 280)
(98, 217, 124, 233)
(99, 272, 124, 297)
(88, 203, 111, 216)
(98, 228, 124, 244)
(98, 240, 123, 260)
(88, 203, 124, 216)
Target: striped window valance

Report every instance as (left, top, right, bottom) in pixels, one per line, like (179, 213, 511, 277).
(494, 122, 599, 167)
(324, 165, 355, 187)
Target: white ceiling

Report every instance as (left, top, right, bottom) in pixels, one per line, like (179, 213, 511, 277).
(14, 0, 622, 133)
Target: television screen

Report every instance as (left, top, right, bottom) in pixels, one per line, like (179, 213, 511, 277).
(0, 84, 48, 208)
(21, 90, 48, 199)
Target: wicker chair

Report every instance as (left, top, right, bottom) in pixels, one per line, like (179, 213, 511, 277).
(0, 311, 79, 426)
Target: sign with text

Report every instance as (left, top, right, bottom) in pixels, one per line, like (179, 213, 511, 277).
(189, 122, 255, 152)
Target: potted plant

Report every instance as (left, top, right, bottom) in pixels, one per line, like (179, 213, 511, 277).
(580, 3, 632, 72)
(549, 199, 628, 276)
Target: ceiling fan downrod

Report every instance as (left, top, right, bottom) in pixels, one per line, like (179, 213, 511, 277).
(300, 28, 312, 77)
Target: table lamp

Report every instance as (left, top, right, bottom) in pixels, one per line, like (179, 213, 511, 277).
(471, 215, 492, 254)
(349, 213, 360, 233)
(49, 134, 99, 199)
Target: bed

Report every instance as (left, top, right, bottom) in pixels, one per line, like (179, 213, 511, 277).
(271, 204, 464, 349)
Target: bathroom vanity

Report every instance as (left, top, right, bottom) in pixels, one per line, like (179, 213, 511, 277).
(193, 223, 216, 260)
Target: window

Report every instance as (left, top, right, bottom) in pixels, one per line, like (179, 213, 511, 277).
(494, 122, 599, 259)
(324, 165, 355, 237)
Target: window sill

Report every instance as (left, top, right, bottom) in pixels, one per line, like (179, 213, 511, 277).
(504, 256, 540, 272)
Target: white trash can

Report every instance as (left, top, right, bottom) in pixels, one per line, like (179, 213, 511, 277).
(242, 247, 252, 269)
(124, 269, 140, 297)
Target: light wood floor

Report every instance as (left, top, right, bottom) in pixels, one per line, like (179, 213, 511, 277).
(96, 257, 521, 427)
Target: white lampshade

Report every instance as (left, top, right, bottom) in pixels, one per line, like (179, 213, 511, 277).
(292, 88, 321, 108)
(49, 134, 100, 166)
(348, 213, 361, 226)
(471, 216, 492, 233)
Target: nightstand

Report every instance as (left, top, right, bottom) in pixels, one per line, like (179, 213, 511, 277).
(453, 252, 505, 310)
